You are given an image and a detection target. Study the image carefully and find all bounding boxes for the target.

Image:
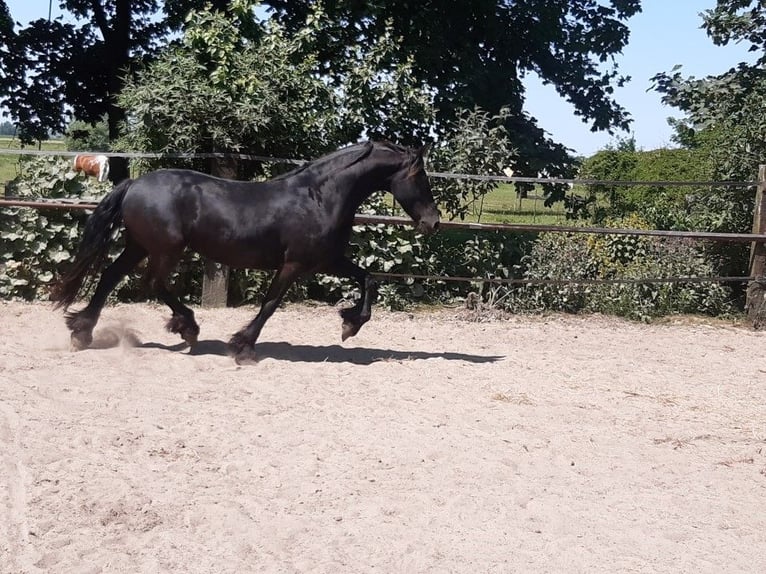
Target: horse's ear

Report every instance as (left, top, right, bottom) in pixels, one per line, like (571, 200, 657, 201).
(418, 143, 432, 160)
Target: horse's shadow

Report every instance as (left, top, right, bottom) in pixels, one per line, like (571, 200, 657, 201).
(140, 339, 504, 365)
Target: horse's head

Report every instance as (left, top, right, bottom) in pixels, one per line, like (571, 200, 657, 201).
(390, 144, 440, 234)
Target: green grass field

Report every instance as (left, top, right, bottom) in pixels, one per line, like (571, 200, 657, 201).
(462, 183, 568, 225)
(0, 137, 67, 186)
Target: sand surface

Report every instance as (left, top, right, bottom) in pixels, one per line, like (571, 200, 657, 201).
(1, 300, 765, 573)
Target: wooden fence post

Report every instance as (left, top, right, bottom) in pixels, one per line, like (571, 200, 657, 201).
(201, 155, 236, 308)
(201, 260, 230, 308)
(746, 164, 766, 326)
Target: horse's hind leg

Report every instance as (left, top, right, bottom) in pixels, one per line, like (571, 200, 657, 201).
(66, 240, 147, 350)
(146, 253, 200, 346)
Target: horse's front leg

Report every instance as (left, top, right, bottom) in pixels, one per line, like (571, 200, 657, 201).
(228, 262, 303, 362)
(328, 257, 377, 341)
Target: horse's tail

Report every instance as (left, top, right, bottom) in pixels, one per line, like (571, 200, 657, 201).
(51, 178, 133, 310)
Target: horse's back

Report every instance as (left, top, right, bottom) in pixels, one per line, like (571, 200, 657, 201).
(120, 169, 289, 267)
(122, 169, 251, 229)
(123, 169, 258, 212)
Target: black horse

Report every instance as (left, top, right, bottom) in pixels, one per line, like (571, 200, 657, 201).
(51, 141, 440, 362)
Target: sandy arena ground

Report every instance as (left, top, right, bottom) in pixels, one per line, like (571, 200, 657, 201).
(1, 300, 765, 573)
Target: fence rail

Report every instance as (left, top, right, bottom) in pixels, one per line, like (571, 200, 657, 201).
(371, 272, 753, 286)
(1, 148, 757, 187)
(3, 198, 766, 244)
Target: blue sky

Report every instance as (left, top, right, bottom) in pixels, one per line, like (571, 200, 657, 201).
(6, 1, 757, 156)
(525, 0, 756, 155)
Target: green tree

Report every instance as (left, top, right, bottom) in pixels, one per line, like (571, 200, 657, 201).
(579, 137, 713, 227)
(3, 0, 642, 189)
(115, 2, 436, 173)
(266, 0, 642, 198)
(0, 0, 229, 179)
(650, 1, 766, 188)
(0, 0, 22, 128)
(115, 4, 338, 169)
(649, 1, 766, 276)
(429, 107, 517, 222)
(65, 118, 110, 151)
(0, 121, 15, 136)
(578, 139, 640, 220)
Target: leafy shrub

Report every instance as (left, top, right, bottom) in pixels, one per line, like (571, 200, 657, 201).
(65, 118, 110, 152)
(429, 107, 516, 222)
(0, 156, 110, 300)
(587, 238, 734, 321)
(503, 217, 735, 321)
(578, 142, 713, 225)
(505, 232, 599, 314)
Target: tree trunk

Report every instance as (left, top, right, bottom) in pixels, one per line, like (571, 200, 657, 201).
(105, 0, 132, 184)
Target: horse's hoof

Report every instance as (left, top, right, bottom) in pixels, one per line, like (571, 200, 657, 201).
(230, 345, 258, 365)
(70, 331, 92, 351)
(166, 315, 200, 344)
(182, 330, 198, 347)
(234, 352, 259, 366)
(341, 321, 360, 342)
(227, 334, 258, 364)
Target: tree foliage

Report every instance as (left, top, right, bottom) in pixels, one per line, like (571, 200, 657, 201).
(1, 0, 24, 135)
(65, 118, 110, 152)
(578, 140, 713, 228)
(429, 107, 516, 221)
(3, 0, 642, 188)
(648, 1, 766, 278)
(3, 0, 151, 142)
(651, 1, 766, 185)
(265, 0, 642, 191)
(116, 3, 342, 165)
(114, 1, 436, 173)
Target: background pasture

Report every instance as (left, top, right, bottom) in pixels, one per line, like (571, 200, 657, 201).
(0, 138, 66, 183)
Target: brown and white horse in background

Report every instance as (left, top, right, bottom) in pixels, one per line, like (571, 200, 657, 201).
(73, 154, 110, 182)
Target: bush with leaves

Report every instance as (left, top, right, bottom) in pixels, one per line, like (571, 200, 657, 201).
(0, 156, 110, 299)
(65, 118, 110, 152)
(503, 216, 735, 321)
(505, 232, 599, 314)
(115, 4, 342, 176)
(429, 107, 516, 222)
(115, 1, 436, 177)
(577, 138, 713, 226)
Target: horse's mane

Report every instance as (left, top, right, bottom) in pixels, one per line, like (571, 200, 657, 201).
(271, 141, 414, 182)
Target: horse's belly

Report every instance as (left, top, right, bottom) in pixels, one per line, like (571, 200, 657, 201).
(188, 236, 283, 270)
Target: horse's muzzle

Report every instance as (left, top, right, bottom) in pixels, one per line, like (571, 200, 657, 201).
(417, 219, 439, 234)
(417, 216, 440, 234)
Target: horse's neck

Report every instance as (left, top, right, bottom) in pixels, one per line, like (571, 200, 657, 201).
(332, 162, 396, 220)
